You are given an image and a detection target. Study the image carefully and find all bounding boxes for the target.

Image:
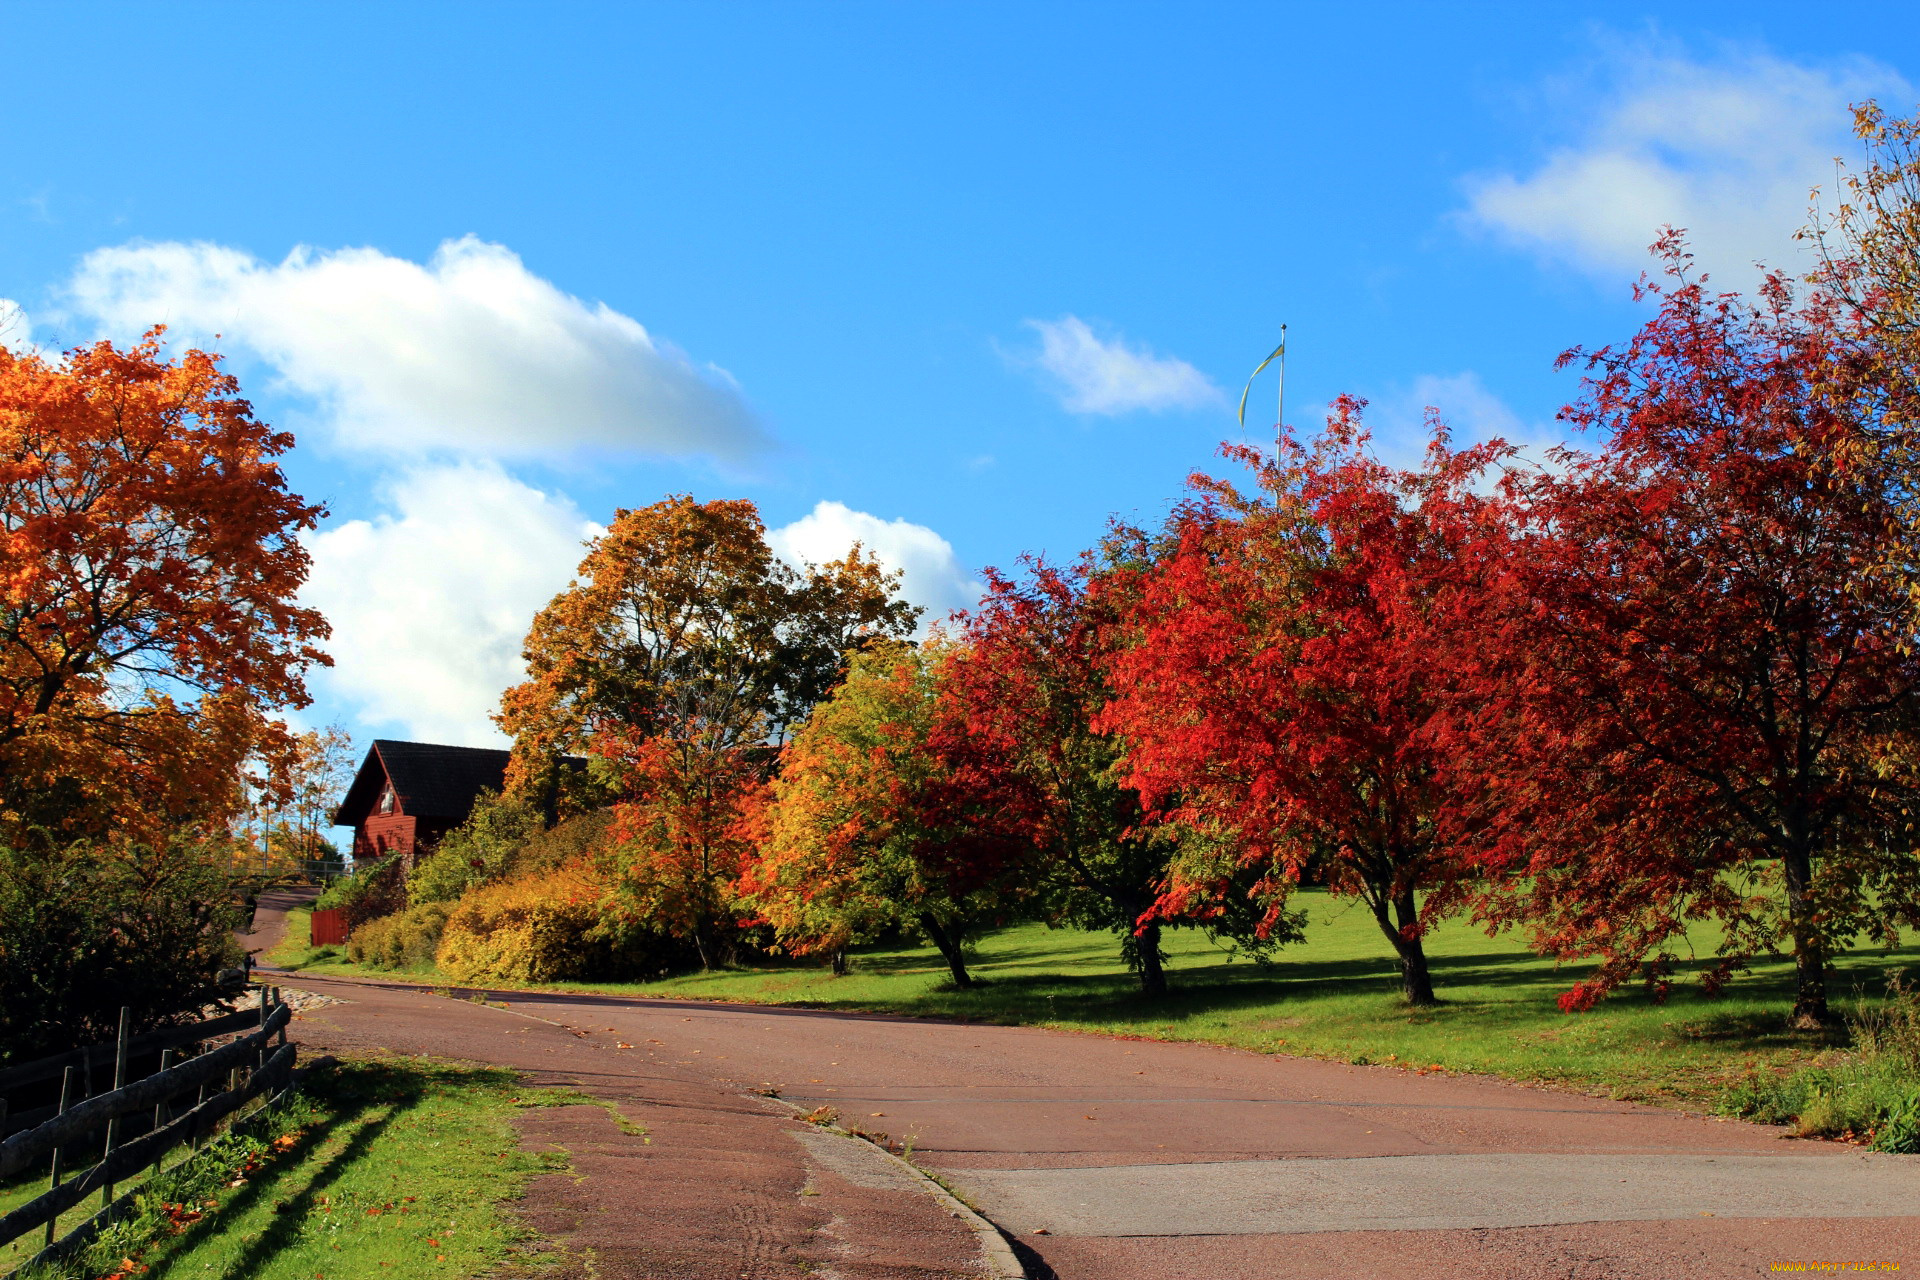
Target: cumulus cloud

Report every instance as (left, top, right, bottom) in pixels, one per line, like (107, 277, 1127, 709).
(301, 463, 598, 746)
(1377, 372, 1532, 445)
(1017, 315, 1221, 415)
(769, 500, 981, 631)
(1368, 372, 1568, 474)
(62, 236, 768, 460)
(1464, 47, 1908, 282)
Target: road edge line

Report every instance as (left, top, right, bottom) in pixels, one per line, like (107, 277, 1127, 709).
(763, 1096, 1028, 1279)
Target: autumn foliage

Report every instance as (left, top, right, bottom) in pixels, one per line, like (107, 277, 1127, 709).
(498, 494, 913, 813)
(435, 856, 691, 984)
(741, 639, 1012, 985)
(0, 330, 327, 842)
(1098, 406, 1508, 1004)
(0, 330, 329, 1062)
(598, 728, 770, 971)
(401, 224, 1920, 1026)
(495, 495, 917, 969)
(1465, 243, 1920, 1025)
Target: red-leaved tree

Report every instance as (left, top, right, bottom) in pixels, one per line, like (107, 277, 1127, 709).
(1471, 237, 1920, 1026)
(599, 726, 769, 972)
(928, 560, 1174, 990)
(931, 554, 1297, 995)
(1099, 405, 1508, 1005)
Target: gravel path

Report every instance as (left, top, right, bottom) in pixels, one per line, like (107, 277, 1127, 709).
(238, 885, 319, 962)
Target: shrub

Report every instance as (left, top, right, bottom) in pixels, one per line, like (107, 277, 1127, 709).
(409, 800, 615, 906)
(508, 808, 615, 879)
(346, 900, 454, 970)
(316, 853, 406, 927)
(407, 790, 542, 905)
(0, 838, 244, 1065)
(436, 860, 693, 984)
(1719, 973, 1920, 1153)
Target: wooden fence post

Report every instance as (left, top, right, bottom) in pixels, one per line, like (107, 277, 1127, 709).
(257, 987, 270, 1079)
(151, 1049, 174, 1177)
(44, 1066, 74, 1247)
(101, 1007, 130, 1208)
(191, 1065, 206, 1152)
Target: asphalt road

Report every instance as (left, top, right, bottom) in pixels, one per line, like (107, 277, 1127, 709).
(247, 900, 1919, 1279)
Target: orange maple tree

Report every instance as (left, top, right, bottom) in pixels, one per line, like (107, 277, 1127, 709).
(0, 330, 329, 841)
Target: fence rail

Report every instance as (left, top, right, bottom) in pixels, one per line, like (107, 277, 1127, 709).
(0, 992, 298, 1272)
(0, 1009, 263, 1127)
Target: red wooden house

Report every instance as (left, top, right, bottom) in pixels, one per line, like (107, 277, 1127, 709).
(332, 739, 511, 872)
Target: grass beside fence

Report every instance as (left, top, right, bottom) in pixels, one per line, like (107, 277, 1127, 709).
(267, 890, 1920, 1113)
(6, 1058, 568, 1280)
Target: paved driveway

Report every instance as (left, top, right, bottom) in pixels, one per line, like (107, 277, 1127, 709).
(270, 968, 1918, 1280)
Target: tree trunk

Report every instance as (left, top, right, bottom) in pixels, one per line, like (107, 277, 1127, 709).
(1371, 887, 1437, 1006)
(539, 766, 562, 831)
(1134, 921, 1168, 997)
(1781, 844, 1831, 1028)
(830, 947, 849, 977)
(917, 912, 973, 988)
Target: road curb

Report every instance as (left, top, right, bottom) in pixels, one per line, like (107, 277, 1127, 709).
(762, 1095, 1028, 1280)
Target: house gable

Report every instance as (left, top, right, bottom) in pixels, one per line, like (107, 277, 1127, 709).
(333, 739, 512, 868)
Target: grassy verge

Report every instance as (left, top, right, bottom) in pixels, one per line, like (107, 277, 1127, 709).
(5, 1058, 570, 1280)
(267, 890, 1920, 1114)
(265, 907, 349, 972)
(1718, 978, 1920, 1151)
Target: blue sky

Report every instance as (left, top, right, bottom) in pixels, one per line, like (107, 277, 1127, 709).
(4, 2, 1916, 748)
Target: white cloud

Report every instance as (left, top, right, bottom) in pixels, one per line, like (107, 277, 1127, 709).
(301, 463, 598, 747)
(1378, 372, 1531, 445)
(0, 299, 34, 353)
(61, 236, 768, 460)
(1369, 372, 1568, 476)
(1017, 315, 1221, 415)
(769, 500, 981, 631)
(1464, 47, 1908, 283)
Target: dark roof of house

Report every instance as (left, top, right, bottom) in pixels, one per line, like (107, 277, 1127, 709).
(332, 739, 511, 827)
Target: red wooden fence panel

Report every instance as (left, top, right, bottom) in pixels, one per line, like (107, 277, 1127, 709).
(309, 908, 349, 945)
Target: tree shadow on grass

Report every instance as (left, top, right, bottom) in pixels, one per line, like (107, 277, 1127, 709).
(786, 941, 1919, 1055)
(1664, 1006, 1857, 1051)
(144, 1061, 429, 1279)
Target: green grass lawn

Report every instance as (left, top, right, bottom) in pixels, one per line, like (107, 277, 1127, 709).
(268, 893, 1920, 1110)
(5, 1059, 571, 1280)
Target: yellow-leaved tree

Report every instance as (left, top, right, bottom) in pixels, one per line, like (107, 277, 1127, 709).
(496, 495, 916, 968)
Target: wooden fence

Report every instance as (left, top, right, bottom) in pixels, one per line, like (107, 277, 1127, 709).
(308, 907, 349, 945)
(0, 991, 297, 1274)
